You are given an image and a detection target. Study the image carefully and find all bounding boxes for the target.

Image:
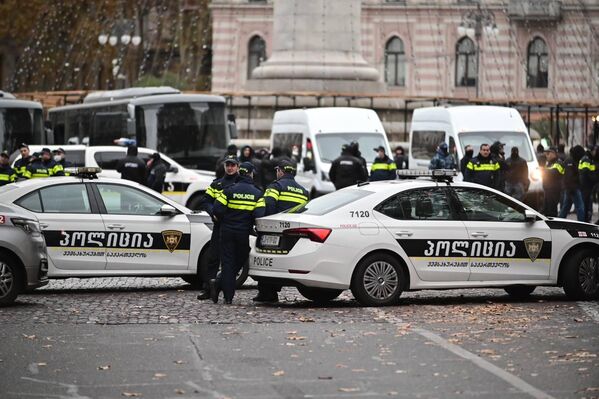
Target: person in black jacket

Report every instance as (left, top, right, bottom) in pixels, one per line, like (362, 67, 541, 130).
(350, 141, 368, 177)
(578, 146, 598, 223)
(460, 145, 474, 175)
(239, 145, 263, 188)
(558, 145, 586, 221)
(116, 145, 146, 184)
(146, 152, 167, 193)
(490, 141, 507, 192)
(0, 152, 16, 185)
(394, 146, 408, 170)
(464, 143, 501, 189)
(542, 147, 564, 217)
(504, 147, 529, 201)
(14, 143, 32, 179)
(329, 144, 368, 189)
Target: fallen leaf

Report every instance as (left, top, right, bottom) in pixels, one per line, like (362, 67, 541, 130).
(574, 318, 584, 323)
(174, 389, 185, 395)
(98, 365, 111, 371)
(336, 364, 348, 368)
(122, 393, 142, 397)
(585, 387, 599, 392)
(273, 370, 285, 376)
(153, 373, 167, 379)
(287, 331, 298, 334)
(173, 360, 186, 365)
(363, 332, 377, 336)
(351, 369, 366, 373)
(299, 316, 314, 323)
(338, 387, 360, 393)
(37, 362, 47, 367)
(287, 336, 306, 341)
(22, 334, 36, 340)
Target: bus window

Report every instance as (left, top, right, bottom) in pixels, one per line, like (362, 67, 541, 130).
(0, 107, 41, 152)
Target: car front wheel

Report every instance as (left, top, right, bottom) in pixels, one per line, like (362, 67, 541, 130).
(563, 248, 599, 300)
(297, 286, 343, 303)
(351, 253, 405, 306)
(0, 256, 22, 306)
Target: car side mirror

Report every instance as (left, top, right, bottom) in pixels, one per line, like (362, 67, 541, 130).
(168, 166, 179, 173)
(524, 210, 537, 222)
(159, 204, 178, 217)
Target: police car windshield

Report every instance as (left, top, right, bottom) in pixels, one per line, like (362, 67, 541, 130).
(315, 133, 386, 163)
(458, 132, 534, 162)
(288, 189, 374, 216)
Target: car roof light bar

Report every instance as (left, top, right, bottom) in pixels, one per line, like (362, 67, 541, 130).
(396, 169, 457, 181)
(67, 167, 102, 179)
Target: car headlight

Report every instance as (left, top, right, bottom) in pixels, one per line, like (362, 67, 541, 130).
(531, 168, 542, 181)
(11, 218, 42, 237)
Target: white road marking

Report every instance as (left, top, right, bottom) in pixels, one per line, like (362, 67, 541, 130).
(577, 301, 599, 323)
(21, 376, 91, 399)
(369, 309, 555, 399)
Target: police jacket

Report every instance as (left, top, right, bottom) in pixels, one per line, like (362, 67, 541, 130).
(147, 161, 167, 192)
(370, 156, 397, 181)
(202, 173, 238, 218)
(329, 152, 368, 190)
(213, 175, 265, 232)
(505, 155, 529, 187)
(116, 155, 146, 185)
(543, 159, 564, 192)
(429, 150, 456, 170)
(264, 174, 309, 216)
(27, 159, 64, 178)
(58, 159, 73, 176)
(0, 165, 16, 186)
(464, 154, 501, 189)
(578, 155, 597, 190)
(562, 156, 581, 191)
(14, 156, 31, 179)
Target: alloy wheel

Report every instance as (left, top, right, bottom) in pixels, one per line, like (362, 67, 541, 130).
(363, 261, 398, 300)
(579, 256, 599, 296)
(0, 262, 14, 298)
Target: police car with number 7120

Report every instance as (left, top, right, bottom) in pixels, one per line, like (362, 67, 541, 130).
(249, 170, 599, 306)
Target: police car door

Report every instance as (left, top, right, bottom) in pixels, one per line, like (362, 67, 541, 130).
(16, 183, 107, 271)
(374, 186, 470, 282)
(93, 183, 191, 271)
(452, 187, 551, 281)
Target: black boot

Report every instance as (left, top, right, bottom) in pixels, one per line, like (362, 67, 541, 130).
(209, 279, 220, 304)
(196, 290, 211, 300)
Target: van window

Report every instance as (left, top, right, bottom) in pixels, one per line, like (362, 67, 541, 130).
(411, 131, 445, 160)
(315, 133, 386, 163)
(272, 133, 302, 163)
(458, 132, 534, 162)
(63, 150, 85, 167)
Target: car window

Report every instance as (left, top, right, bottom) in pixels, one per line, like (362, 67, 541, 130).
(15, 191, 43, 213)
(39, 184, 91, 213)
(376, 187, 453, 220)
(94, 151, 126, 169)
(97, 183, 165, 216)
(453, 187, 526, 222)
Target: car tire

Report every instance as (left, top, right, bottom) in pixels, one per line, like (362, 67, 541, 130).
(504, 285, 536, 298)
(297, 286, 343, 303)
(562, 248, 599, 301)
(187, 194, 205, 211)
(0, 255, 23, 307)
(351, 253, 405, 307)
(236, 260, 249, 289)
(181, 248, 210, 288)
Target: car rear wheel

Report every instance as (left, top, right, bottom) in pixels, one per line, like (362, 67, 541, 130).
(351, 253, 405, 306)
(181, 248, 210, 288)
(563, 248, 599, 300)
(235, 260, 249, 288)
(0, 257, 22, 306)
(297, 286, 343, 303)
(504, 285, 536, 298)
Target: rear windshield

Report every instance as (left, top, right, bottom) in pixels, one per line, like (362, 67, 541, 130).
(288, 189, 373, 216)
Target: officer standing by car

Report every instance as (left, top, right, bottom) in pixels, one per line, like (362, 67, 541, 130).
(559, 145, 586, 222)
(542, 147, 564, 217)
(14, 143, 32, 179)
(329, 144, 367, 189)
(579, 146, 598, 223)
(52, 148, 73, 175)
(254, 159, 309, 303)
(464, 143, 501, 189)
(0, 152, 16, 185)
(210, 162, 265, 304)
(116, 145, 146, 184)
(197, 155, 240, 300)
(370, 146, 397, 181)
(27, 148, 64, 178)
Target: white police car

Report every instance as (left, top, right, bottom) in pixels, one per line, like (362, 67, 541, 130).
(250, 170, 599, 306)
(0, 168, 227, 287)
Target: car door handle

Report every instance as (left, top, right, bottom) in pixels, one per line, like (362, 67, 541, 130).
(471, 232, 488, 238)
(39, 223, 49, 229)
(395, 231, 414, 237)
(107, 224, 125, 230)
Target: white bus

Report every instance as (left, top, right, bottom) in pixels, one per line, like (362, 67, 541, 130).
(0, 91, 44, 156)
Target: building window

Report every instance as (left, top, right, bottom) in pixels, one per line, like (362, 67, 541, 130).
(527, 37, 548, 88)
(247, 35, 266, 79)
(384, 36, 406, 87)
(455, 37, 477, 87)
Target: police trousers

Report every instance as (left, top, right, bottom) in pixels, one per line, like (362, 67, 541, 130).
(543, 188, 561, 217)
(219, 228, 250, 301)
(201, 223, 221, 289)
(581, 188, 593, 223)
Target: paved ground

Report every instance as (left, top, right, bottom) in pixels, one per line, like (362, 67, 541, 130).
(1, 278, 598, 399)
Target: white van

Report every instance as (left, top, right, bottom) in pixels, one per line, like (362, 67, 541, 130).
(409, 105, 543, 206)
(271, 108, 392, 196)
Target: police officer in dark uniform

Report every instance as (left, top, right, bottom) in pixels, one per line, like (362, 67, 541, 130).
(370, 146, 397, 181)
(197, 155, 239, 300)
(14, 143, 32, 179)
(210, 162, 265, 304)
(578, 146, 598, 223)
(27, 148, 64, 178)
(559, 145, 586, 222)
(253, 159, 309, 303)
(542, 147, 565, 217)
(52, 148, 73, 176)
(0, 152, 16, 186)
(464, 143, 501, 189)
(116, 145, 146, 184)
(329, 144, 368, 190)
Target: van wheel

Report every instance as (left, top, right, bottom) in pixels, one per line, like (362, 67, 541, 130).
(563, 248, 599, 300)
(351, 253, 405, 306)
(0, 256, 22, 306)
(504, 285, 536, 298)
(297, 286, 342, 303)
(236, 260, 249, 288)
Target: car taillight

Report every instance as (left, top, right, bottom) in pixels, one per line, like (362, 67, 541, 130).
(283, 227, 332, 243)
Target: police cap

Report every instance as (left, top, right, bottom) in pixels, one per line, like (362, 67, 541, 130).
(275, 159, 297, 174)
(239, 162, 255, 175)
(373, 145, 386, 153)
(52, 147, 65, 154)
(224, 155, 239, 165)
(41, 147, 52, 155)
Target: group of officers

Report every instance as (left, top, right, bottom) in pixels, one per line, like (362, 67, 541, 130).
(0, 143, 71, 185)
(198, 155, 309, 305)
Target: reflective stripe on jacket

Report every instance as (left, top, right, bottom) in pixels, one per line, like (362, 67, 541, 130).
(264, 175, 309, 215)
(370, 157, 396, 181)
(0, 166, 16, 185)
(464, 155, 501, 189)
(213, 176, 265, 232)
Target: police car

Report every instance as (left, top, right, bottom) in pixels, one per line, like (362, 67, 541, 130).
(249, 170, 599, 306)
(0, 168, 244, 287)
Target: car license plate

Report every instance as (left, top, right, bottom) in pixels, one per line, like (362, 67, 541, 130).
(260, 235, 280, 247)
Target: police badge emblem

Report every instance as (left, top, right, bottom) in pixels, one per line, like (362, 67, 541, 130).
(523, 237, 543, 262)
(162, 230, 183, 253)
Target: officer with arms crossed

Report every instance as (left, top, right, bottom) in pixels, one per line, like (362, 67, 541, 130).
(254, 159, 309, 303)
(197, 155, 239, 300)
(14, 143, 32, 179)
(464, 143, 501, 190)
(211, 162, 265, 304)
(0, 152, 16, 185)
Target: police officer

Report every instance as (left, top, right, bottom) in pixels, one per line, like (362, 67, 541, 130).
(464, 143, 501, 189)
(429, 142, 457, 170)
(210, 162, 265, 304)
(253, 159, 309, 303)
(542, 147, 564, 217)
(579, 146, 598, 223)
(196, 155, 239, 300)
(0, 152, 16, 186)
(27, 148, 64, 178)
(559, 145, 586, 222)
(14, 143, 32, 179)
(370, 146, 397, 181)
(329, 144, 368, 189)
(52, 148, 73, 175)
(116, 145, 146, 184)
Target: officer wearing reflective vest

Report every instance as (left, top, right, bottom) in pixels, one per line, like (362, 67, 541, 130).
(211, 162, 265, 304)
(27, 148, 65, 178)
(53, 148, 73, 176)
(196, 155, 239, 301)
(253, 159, 309, 303)
(370, 146, 396, 181)
(0, 152, 16, 186)
(14, 143, 32, 179)
(542, 147, 565, 217)
(464, 143, 501, 189)
(579, 146, 598, 223)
